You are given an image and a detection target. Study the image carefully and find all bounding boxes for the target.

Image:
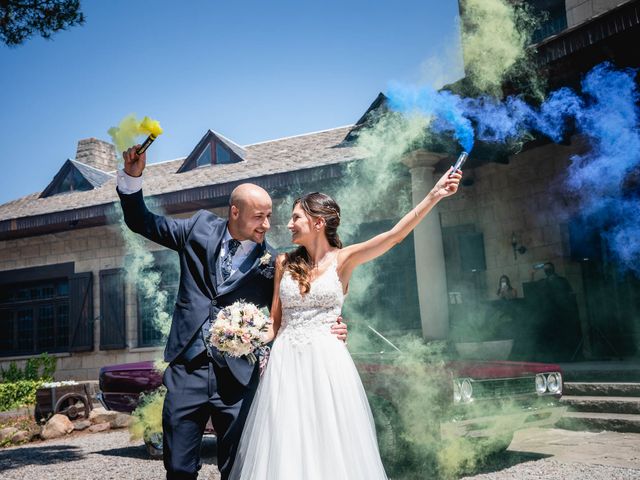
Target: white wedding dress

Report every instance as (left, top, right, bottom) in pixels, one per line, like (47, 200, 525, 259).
(230, 258, 388, 479)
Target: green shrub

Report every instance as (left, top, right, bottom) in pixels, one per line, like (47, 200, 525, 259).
(0, 353, 57, 383)
(0, 380, 42, 412)
(0, 363, 22, 383)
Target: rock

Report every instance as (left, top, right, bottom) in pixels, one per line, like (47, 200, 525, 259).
(73, 420, 92, 431)
(41, 414, 74, 440)
(10, 430, 30, 444)
(0, 427, 18, 443)
(88, 407, 118, 425)
(88, 422, 111, 433)
(110, 413, 132, 429)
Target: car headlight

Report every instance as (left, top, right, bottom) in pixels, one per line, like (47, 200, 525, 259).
(535, 373, 548, 394)
(453, 380, 462, 404)
(546, 372, 562, 394)
(460, 378, 473, 403)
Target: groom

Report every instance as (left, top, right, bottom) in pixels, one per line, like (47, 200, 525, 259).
(116, 146, 347, 480)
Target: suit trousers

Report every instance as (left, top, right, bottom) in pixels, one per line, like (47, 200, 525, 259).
(162, 352, 259, 480)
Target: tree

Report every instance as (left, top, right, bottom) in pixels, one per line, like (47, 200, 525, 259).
(0, 0, 84, 47)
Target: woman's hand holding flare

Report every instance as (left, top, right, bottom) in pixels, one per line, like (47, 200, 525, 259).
(430, 168, 462, 200)
(123, 145, 147, 178)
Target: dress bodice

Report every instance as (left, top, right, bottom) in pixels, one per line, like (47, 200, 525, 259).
(277, 259, 344, 345)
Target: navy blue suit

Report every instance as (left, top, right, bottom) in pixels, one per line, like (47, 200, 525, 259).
(118, 188, 276, 480)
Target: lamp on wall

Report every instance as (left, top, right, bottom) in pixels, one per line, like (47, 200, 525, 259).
(511, 231, 527, 260)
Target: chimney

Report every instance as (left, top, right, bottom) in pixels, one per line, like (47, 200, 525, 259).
(75, 138, 118, 172)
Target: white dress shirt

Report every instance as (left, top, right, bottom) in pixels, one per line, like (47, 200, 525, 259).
(116, 169, 144, 194)
(116, 169, 256, 277)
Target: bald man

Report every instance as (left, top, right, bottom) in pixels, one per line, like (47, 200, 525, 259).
(117, 147, 346, 480)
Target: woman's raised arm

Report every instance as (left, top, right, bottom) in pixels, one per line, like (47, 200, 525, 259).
(339, 168, 461, 274)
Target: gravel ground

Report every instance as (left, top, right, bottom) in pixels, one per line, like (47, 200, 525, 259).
(461, 454, 640, 480)
(0, 430, 221, 480)
(1, 428, 640, 479)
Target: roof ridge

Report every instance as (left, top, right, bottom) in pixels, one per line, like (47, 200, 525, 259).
(70, 159, 115, 177)
(244, 125, 354, 147)
(106, 156, 188, 174)
(210, 130, 246, 152)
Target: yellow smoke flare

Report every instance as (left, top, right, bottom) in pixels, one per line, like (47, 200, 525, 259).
(140, 116, 163, 137)
(108, 114, 163, 155)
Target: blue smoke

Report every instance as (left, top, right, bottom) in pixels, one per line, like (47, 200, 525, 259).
(387, 82, 475, 152)
(387, 62, 640, 273)
(568, 63, 640, 272)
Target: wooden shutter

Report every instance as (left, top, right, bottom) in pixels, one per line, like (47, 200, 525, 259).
(99, 269, 126, 349)
(69, 272, 93, 352)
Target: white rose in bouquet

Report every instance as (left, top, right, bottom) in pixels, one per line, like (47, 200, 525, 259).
(208, 301, 271, 364)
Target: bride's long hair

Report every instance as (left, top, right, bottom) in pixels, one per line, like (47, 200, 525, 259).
(284, 192, 342, 294)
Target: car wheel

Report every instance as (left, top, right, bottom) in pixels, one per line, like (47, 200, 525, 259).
(144, 432, 163, 459)
(488, 431, 514, 453)
(368, 394, 413, 476)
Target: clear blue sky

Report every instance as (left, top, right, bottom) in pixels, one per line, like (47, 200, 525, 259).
(0, 0, 463, 205)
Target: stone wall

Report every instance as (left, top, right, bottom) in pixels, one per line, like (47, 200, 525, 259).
(565, 0, 623, 28)
(439, 139, 587, 302)
(0, 207, 225, 382)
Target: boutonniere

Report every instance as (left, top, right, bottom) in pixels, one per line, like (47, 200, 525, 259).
(258, 252, 275, 279)
(259, 252, 272, 266)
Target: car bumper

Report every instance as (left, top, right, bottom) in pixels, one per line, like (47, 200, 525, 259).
(441, 400, 567, 439)
(96, 391, 109, 410)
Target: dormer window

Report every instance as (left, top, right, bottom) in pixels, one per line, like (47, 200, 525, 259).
(40, 160, 113, 198)
(177, 130, 245, 173)
(58, 167, 93, 193)
(216, 143, 232, 164)
(196, 144, 212, 167)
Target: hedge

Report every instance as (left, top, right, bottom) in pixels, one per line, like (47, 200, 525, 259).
(0, 380, 42, 412)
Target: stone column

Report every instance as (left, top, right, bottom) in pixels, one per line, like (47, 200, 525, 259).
(402, 150, 450, 340)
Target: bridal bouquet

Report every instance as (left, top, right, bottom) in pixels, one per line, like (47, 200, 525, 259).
(208, 301, 271, 364)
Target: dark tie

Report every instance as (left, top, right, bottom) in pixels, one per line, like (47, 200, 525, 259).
(221, 239, 241, 281)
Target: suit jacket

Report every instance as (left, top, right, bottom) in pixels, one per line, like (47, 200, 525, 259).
(117, 188, 276, 385)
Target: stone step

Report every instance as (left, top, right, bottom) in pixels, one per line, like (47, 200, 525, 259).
(556, 411, 640, 433)
(559, 362, 640, 383)
(560, 395, 640, 414)
(564, 382, 640, 397)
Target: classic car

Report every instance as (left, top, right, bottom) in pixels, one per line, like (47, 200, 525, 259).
(98, 327, 565, 470)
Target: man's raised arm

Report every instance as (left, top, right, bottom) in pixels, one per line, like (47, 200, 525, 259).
(116, 145, 199, 251)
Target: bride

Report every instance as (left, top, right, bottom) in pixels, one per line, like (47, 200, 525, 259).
(230, 168, 462, 479)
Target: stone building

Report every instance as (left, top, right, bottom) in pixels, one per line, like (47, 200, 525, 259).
(1, 0, 639, 380)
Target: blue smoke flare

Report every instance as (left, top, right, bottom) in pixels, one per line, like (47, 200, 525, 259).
(387, 62, 640, 273)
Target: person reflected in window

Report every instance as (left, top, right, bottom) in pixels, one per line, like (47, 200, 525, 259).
(496, 275, 518, 300)
(532, 262, 573, 297)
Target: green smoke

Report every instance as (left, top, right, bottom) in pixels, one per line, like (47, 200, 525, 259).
(337, 113, 431, 320)
(296, 112, 544, 477)
(460, 0, 543, 99)
(111, 181, 175, 443)
(112, 203, 173, 340)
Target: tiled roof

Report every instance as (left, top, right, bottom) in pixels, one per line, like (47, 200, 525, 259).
(0, 126, 358, 222)
(71, 160, 114, 187)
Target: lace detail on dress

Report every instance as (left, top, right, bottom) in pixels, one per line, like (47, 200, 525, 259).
(277, 259, 344, 346)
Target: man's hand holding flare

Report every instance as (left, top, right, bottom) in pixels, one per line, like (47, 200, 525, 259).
(123, 146, 146, 178)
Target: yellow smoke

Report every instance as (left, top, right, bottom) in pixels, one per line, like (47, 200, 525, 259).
(108, 114, 164, 154)
(460, 0, 540, 98)
(129, 386, 166, 441)
(140, 116, 163, 137)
